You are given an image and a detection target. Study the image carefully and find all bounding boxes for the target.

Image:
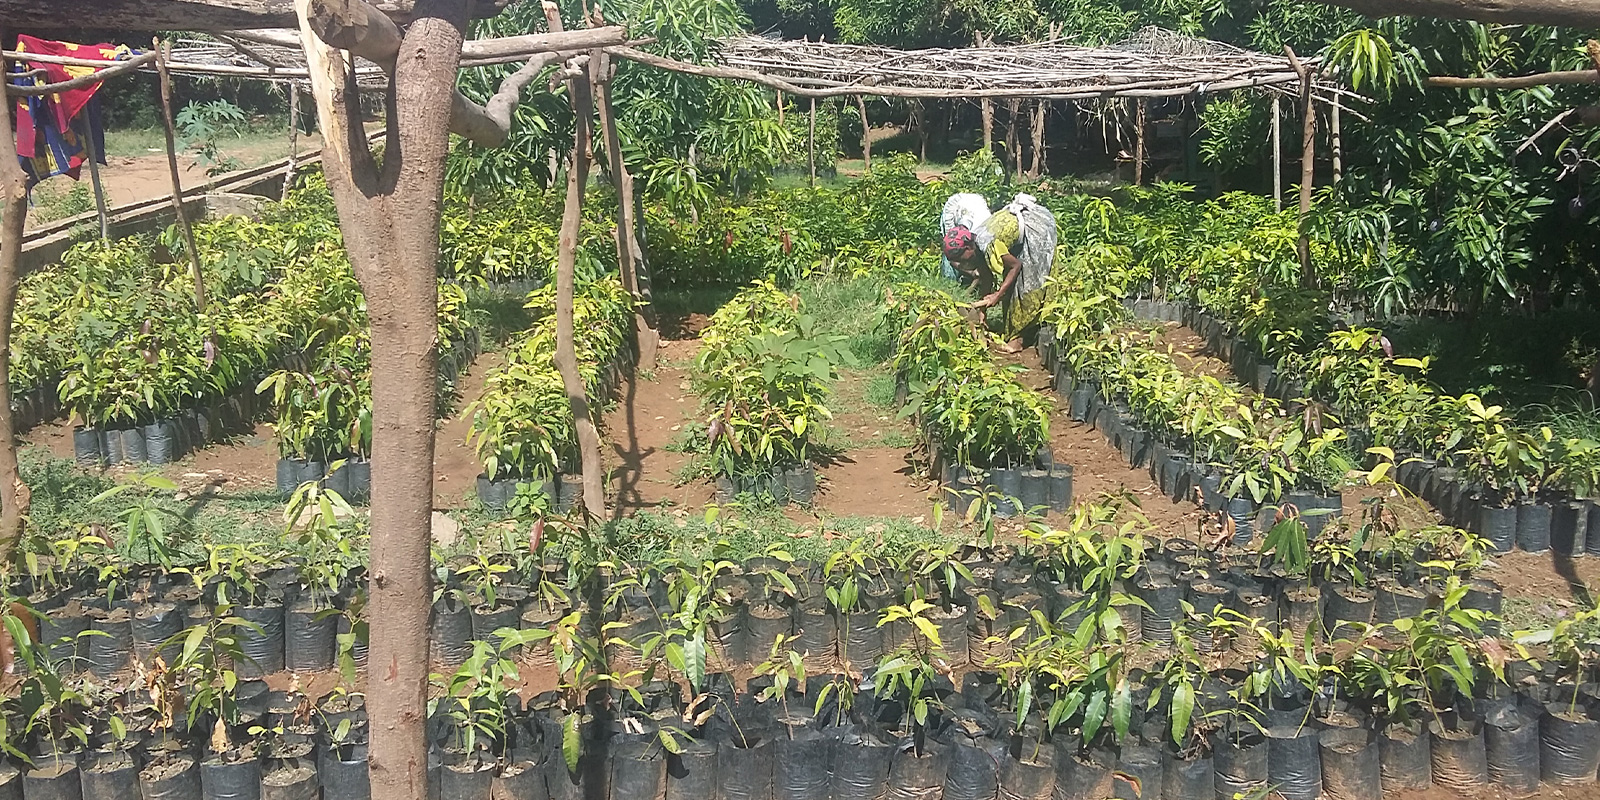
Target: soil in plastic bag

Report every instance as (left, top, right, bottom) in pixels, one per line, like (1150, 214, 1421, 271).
(942, 735, 1001, 800)
(440, 760, 496, 800)
(88, 608, 134, 678)
(1051, 746, 1114, 800)
(996, 743, 1053, 800)
(831, 727, 893, 800)
(612, 734, 667, 800)
(715, 733, 774, 800)
(0, 765, 20, 800)
(430, 597, 474, 668)
(235, 603, 287, 678)
(1318, 728, 1379, 800)
(1160, 752, 1210, 800)
(1113, 745, 1162, 800)
(773, 722, 830, 800)
(201, 753, 263, 800)
(22, 762, 81, 800)
(1541, 701, 1600, 784)
(665, 737, 717, 800)
(1211, 730, 1267, 800)
(886, 736, 948, 800)
(39, 601, 89, 668)
(131, 601, 183, 663)
(317, 750, 367, 799)
(1265, 725, 1322, 800)
(492, 760, 546, 800)
(1377, 721, 1430, 793)
(140, 753, 203, 800)
(81, 752, 140, 800)
(1484, 703, 1539, 796)
(1429, 718, 1488, 791)
(260, 763, 319, 800)
(284, 603, 337, 673)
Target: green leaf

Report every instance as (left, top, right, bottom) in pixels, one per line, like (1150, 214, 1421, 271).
(1171, 681, 1195, 746)
(563, 714, 582, 774)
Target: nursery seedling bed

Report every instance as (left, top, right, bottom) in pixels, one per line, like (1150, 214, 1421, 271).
(1147, 320, 1241, 386)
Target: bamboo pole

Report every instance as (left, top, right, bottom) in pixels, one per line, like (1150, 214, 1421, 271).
(154, 39, 207, 313)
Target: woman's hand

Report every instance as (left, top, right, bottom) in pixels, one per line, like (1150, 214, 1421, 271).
(973, 291, 1004, 309)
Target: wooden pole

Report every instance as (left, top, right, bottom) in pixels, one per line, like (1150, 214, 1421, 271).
(1005, 98, 1021, 180)
(547, 4, 605, 519)
(1331, 99, 1342, 183)
(79, 118, 110, 240)
(282, 83, 300, 202)
(808, 97, 816, 188)
(0, 37, 31, 560)
(981, 98, 994, 156)
(855, 94, 870, 170)
(1029, 100, 1045, 178)
(1285, 46, 1317, 284)
(593, 52, 657, 372)
(154, 38, 207, 312)
(776, 89, 783, 125)
(1271, 94, 1282, 211)
(1133, 99, 1146, 186)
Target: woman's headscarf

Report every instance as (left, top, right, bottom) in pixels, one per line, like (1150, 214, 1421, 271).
(942, 225, 976, 258)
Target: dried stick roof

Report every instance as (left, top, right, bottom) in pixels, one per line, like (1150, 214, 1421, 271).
(713, 27, 1345, 102)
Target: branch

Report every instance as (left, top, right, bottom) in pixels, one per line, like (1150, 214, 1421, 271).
(449, 51, 569, 146)
(1305, 0, 1600, 28)
(4, 51, 158, 96)
(234, 22, 626, 65)
(0, 0, 507, 32)
(1428, 69, 1600, 89)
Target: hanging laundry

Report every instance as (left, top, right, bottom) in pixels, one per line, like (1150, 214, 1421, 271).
(10, 35, 135, 188)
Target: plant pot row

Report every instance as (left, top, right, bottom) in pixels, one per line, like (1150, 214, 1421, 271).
(73, 386, 266, 470)
(712, 464, 819, 508)
(275, 456, 372, 501)
(938, 456, 1073, 518)
(475, 472, 588, 514)
(9, 380, 59, 436)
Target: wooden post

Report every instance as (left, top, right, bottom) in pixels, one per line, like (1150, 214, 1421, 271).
(0, 39, 31, 559)
(1029, 100, 1046, 178)
(79, 118, 110, 240)
(154, 38, 207, 312)
(282, 83, 300, 202)
(1005, 98, 1021, 180)
(1331, 99, 1342, 183)
(1271, 94, 1282, 211)
(547, 4, 605, 519)
(981, 98, 994, 156)
(855, 95, 870, 170)
(776, 89, 783, 125)
(593, 53, 656, 372)
(808, 97, 816, 188)
(1133, 99, 1146, 186)
(1285, 46, 1317, 284)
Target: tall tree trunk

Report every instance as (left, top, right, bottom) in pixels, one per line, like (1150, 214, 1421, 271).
(296, 1, 463, 797)
(0, 42, 29, 560)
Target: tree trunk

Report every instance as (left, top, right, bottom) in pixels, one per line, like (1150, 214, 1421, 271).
(0, 42, 29, 560)
(1271, 94, 1282, 211)
(855, 95, 870, 170)
(155, 40, 208, 312)
(807, 98, 816, 188)
(1331, 99, 1342, 183)
(296, 0, 464, 797)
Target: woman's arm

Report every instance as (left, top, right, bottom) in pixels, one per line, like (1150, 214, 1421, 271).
(975, 253, 1022, 308)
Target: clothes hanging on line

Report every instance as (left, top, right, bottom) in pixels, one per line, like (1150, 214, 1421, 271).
(10, 35, 134, 188)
